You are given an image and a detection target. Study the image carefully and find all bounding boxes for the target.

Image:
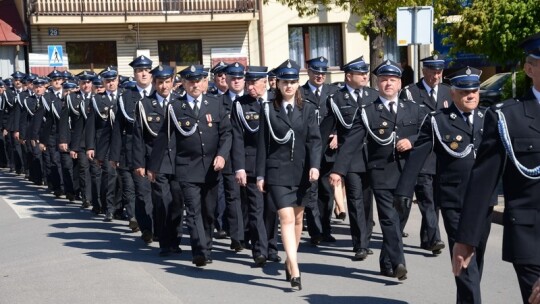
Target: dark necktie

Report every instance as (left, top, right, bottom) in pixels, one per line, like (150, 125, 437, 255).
(56, 92, 61, 100)
(163, 98, 167, 108)
(315, 88, 320, 99)
(287, 104, 293, 122)
(193, 99, 199, 117)
(429, 89, 437, 106)
(142, 90, 147, 97)
(110, 93, 115, 102)
(354, 89, 361, 103)
(389, 101, 396, 118)
(463, 112, 472, 130)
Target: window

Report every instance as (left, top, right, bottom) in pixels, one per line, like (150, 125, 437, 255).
(288, 24, 343, 69)
(66, 41, 117, 71)
(158, 40, 202, 67)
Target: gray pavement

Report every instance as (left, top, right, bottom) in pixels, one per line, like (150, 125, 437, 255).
(0, 168, 521, 304)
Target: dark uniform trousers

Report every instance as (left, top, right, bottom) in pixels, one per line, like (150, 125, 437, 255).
(338, 97, 423, 271)
(86, 92, 120, 214)
(322, 86, 378, 251)
(148, 93, 232, 260)
(400, 81, 452, 245)
(132, 93, 182, 246)
(7, 90, 24, 173)
(456, 94, 540, 304)
(230, 95, 269, 258)
(396, 103, 492, 303)
(0, 92, 8, 166)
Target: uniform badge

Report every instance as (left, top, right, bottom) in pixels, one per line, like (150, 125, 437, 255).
(101, 95, 106, 99)
(152, 100, 157, 107)
(365, 91, 369, 96)
(147, 116, 153, 122)
(156, 116, 161, 122)
(204, 100, 208, 105)
(399, 102, 404, 108)
(182, 103, 186, 109)
(443, 100, 449, 108)
(185, 121, 190, 127)
(344, 93, 350, 99)
(254, 114, 259, 120)
(245, 114, 251, 120)
(450, 142, 459, 150)
(450, 113, 457, 120)
(206, 113, 213, 127)
(178, 120, 182, 126)
(378, 104, 384, 110)
(445, 135, 450, 140)
(104, 106, 109, 111)
(382, 121, 388, 127)
(456, 135, 462, 141)
(478, 112, 483, 118)
(496, 103, 503, 108)
(379, 129, 385, 135)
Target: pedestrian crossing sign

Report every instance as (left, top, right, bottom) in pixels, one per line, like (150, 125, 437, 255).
(48, 45, 64, 67)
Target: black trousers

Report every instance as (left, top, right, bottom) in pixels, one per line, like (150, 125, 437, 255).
(240, 177, 268, 259)
(372, 188, 405, 271)
(118, 167, 135, 218)
(345, 171, 373, 251)
(101, 158, 119, 213)
(29, 143, 44, 185)
(7, 131, 23, 172)
(134, 172, 153, 233)
(180, 180, 218, 259)
(154, 174, 184, 249)
(513, 264, 540, 304)
(89, 159, 102, 210)
(441, 207, 492, 304)
(222, 173, 243, 244)
(0, 132, 8, 167)
(43, 144, 62, 192)
(60, 152, 76, 196)
(75, 151, 91, 202)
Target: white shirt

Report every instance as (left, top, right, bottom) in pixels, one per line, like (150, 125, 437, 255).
(458, 109, 475, 125)
(229, 90, 244, 101)
(345, 84, 363, 102)
(156, 94, 170, 108)
(107, 90, 118, 100)
(379, 96, 398, 113)
(422, 79, 437, 101)
(282, 100, 294, 112)
(137, 84, 152, 98)
(186, 94, 201, 110)
(308, 82, 322, 96)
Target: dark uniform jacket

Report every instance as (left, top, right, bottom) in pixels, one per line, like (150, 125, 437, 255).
(69, 92, 93, 153)
(32, 92, 63, 146)
(395, 104, 495, 209)
(58, 92, 86, 151)
(148, 93, 232, 183)
(322, 85, 378, 175)
(230, 92, 274, 176)
(4, 89, 23, 132)
(456, 90, 540, 265)
(335, 97, 425, 189)
(85, 92, 118, 161)
(301, 82, 339, 163)
(255, 99, 322, 186)
(403, 80, 453, 175)
(132, 92, 175, 175)
(19, 94, 40, 141)
(221, 90, 241, 175)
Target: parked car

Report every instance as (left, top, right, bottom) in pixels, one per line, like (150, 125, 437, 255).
(479, 72, 511, 106)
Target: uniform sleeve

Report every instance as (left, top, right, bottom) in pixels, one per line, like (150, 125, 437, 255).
(85, 103, 96, 150)
(255, 105, 268, 179)
(216, 100, 233, 161)
(395, 115, 434, 198)
(230, 101, 246, 172)
(108, 112, 122, 162)
(456, 108, 504, 247)
(31, 105, 44, 141)
(332, 109, 365, 176)
(147, 106, 170, 173)
(131, 103, 145, 170)
(319, 96, 337, 149)
(58, 104, 70, 144)
(306, 105, 322, 169)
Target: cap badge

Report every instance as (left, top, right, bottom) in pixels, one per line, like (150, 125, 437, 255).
(465, 67, 472, 75)
(234, 62, 239, 67)
(319, 57, 324, 62)
(141, 55, 146, 60)
(159, 66, 163, 71)
(190, 65, 196, 72)
(433, 54, 438, 60)
(287, 61, 292, 68)
(385, 60, 391, 65)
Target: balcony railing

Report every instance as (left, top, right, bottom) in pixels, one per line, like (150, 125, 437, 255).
(30, 0, 257, 16)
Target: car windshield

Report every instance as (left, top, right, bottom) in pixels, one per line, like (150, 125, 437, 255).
(480, 73, 510, 90)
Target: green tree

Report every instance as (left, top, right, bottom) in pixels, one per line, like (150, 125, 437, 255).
(267, 0, 462, 84)
(443, 0, 540, 66)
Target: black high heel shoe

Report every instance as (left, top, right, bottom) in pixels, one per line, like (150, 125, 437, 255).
(338, 212, 347, 221)
(290, 277, 302, 290)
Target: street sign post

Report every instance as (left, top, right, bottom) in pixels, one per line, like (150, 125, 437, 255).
(48, 45, 64, 67)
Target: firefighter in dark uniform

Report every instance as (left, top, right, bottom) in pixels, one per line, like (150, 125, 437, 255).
(208, 61, 228, 96)
(6, 71, 26, 174)
(110, 55, 155, 232)
(0, 78, 8, 168)
(399, 54, 452, 252)
(148, 64, 232, 267)
(86, 66, 120, 221)
(326, 56, 378, 260)
(19, 73, 37, 180)
(21, 77, 47, 185)
(133, 65, 183, 253)
(334, 60, 427, 280)
(453, 33, 540, 304)
(396, 67, 492, 303)
(230, 65, 271, 266)
(301, 56, 340, 244)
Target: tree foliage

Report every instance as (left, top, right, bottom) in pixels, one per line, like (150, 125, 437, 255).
(443, 0, 540, 65)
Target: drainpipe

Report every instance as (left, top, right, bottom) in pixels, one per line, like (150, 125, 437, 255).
(257, 0, 265, 65)
(23, 0, 32, 74)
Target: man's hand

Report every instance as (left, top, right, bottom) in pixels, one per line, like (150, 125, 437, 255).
(309, 168, 319, 182)
(59, 143, 68, 152)
(14, 131, 19, 141)
(134, 168, 145, 177)
(86, 149, 95, 160)
(256, 179, 265, 193)
(2, 129, 7, 137)
(213, 155, 225, 171)
(39, 143, 46, 152)
(109, 160, 118, 169)
(452, 243, 475, 276)
(70, 151, 78, 159)
(235, 170, 247, 187)
(328, 173, 342, 187)
(529, 277, 540, 304)
(328, 134, 338, 150)
(147, 170, 156, 183)
(396, 138, 413, 152)
(393, 195, 412, 214)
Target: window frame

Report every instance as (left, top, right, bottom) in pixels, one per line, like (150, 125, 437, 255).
(157, 39, 203, 67)
(65, 41, 117, 71)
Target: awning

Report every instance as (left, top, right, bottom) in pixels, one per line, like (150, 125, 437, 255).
(0, 0, 27, 46)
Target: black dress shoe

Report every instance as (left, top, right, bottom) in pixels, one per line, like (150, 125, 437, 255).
(353, 249, 368, 261)
(254, 255, 266, 267)
(394, 264, 408, 281)
(159, 248, 171, 257)
(66, 193, 75, 202)
(192, 255, 207, 267)
(230, 240, 244, 252)
(81, 201, 91, 209)
(310, 235, 324, 245)
(380, 268, 394, 277)
(91, 207, 101, 215)
(426, 240, 446, 252)
(267, 254, 281, 262)
(171, 246, 182, 254)
(141, 230, 153, 244)
(215, 229, 228, 239)
(402, 232, 409, 238)
(290, 277, 302, 291)
(367, 249, 374, 255)
(104, 213, 113, 222)
(322, 235, 336, 243)
(54, 190, 64, 198)
(128, 218, 140, 232)
(205, 257, 213, 264)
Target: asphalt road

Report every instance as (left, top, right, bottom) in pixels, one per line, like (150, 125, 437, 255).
(0, 168, 521, 304)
